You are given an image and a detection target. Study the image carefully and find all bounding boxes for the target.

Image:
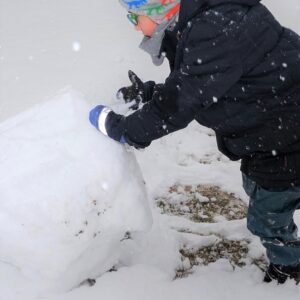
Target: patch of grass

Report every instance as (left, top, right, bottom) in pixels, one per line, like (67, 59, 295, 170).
(175, 268, 193, 279)
(156, 184, 263, 279)
(175, 239, 250, 278)
(198, 153, 224, 164)
(156, 184, 247, 223)
(182, 239, 249, 267)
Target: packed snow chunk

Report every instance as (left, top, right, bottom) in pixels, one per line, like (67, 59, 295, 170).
(0, 90, 152, 293)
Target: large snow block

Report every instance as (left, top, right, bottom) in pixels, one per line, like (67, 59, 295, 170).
(0, 91, 152, 293)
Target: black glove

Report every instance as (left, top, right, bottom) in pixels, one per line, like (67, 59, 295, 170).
(117, 70, 156, 109)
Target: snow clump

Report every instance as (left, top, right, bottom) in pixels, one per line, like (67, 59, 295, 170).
(0, 90, 152, 293)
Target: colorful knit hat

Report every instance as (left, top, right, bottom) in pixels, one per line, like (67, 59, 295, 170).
(119, 0, 181, 24)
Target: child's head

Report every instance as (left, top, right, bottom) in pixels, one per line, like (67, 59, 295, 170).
(119, 1, 181, 36)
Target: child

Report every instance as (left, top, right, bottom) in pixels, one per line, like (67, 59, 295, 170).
(89, 0, 300, 284)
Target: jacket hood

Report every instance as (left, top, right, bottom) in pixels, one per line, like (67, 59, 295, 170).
(178, 0, 261, 29)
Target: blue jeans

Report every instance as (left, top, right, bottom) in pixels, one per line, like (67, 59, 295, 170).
(242, 174, 300, 266)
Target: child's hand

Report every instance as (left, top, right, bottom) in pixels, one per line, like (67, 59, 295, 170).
(89, 105, 111, 133)
(89, 105, 126, 144)
(117, 70, 146, 107)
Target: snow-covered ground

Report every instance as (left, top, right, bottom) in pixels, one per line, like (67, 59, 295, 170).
(0, 1, 300, 300)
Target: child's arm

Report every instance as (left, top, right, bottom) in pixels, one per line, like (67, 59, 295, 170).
(91, 20, 243, 148)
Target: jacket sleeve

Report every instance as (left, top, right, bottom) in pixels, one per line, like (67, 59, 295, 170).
(106, 21, 243, 148)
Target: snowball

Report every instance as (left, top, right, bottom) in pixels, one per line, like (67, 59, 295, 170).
(0, 90, 152, 293)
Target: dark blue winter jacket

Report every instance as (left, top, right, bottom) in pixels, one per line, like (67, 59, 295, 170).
(107, 0, 300, 188)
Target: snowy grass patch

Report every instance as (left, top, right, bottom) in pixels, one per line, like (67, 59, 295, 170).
(176, 236, 268, 279)
(156, 184, 247, 223)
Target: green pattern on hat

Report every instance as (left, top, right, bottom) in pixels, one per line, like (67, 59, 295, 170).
(119, 0, 181, 23)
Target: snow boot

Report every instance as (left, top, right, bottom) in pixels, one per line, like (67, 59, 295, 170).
(264, 263, 300, 284)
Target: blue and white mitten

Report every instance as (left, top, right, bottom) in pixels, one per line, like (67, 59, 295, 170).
(89, 105, 126, 144)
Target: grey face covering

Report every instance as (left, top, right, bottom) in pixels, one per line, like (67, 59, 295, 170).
(139, 15, 178, 66)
